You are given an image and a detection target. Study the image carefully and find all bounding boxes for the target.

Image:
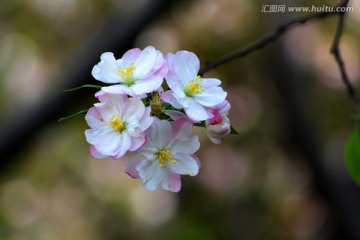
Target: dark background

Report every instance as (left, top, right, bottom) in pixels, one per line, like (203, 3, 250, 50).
(1, 0, 360, 239)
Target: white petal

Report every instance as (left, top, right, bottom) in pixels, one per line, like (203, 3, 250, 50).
(184, 100, 212, 122)
(137, 160, 164, 191)
(201, 78, 221, 89)
(134, 46, 157, 78)
(131, 75, 163, 95)
(146, 119, 172, 148)
(138, 107, 154, 131)
(173, 51, 199, 85)
(170, 136, 200, 154)
(101, 85, 135, 96)
(122, 98, 145, 123)
(165, 69, 184, 90)
(194, 87, 227, 107)
(169, 153, 199, 176)
(112, 133, 131, 159)
(92, 52, 120, 83)
(86, 128, 123, 157)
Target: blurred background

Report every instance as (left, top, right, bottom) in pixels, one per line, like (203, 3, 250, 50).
(1, 0, 360, 239)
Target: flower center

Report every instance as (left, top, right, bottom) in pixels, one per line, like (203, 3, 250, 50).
(117, 62, 136, 86)
(108, 115, 126, 132)
(150, 92, 163, 115)
(184, 76, 204, 97)
(156, 149, 176, 168)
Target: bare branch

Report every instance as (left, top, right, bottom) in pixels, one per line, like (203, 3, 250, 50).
(199, 11, 337, 75)
(330, 0, 360, 109)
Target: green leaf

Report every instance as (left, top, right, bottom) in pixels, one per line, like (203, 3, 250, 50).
(194, 122, 205, 128)
(58, 109, 88, 122)
(64, 84, 102, 92)
(230, 125, 239, 135)
(344, 128, 360, 186)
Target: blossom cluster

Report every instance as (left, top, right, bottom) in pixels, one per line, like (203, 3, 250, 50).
(84, 46, 232, 192)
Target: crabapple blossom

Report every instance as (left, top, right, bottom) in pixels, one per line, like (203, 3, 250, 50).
(91, 46, 167, 98)
(85, 93, 153, 159)
(63, 46, 237, 192)
(125, 118, 200, 192)
(161, 50, 227, 122)
(205, 100, 231, 144)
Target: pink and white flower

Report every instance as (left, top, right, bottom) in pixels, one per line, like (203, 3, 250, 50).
(85, 93, 153, 159)
(161, 51, 227, 122)
(205, 100, 231, 144)
(92, 46, 167, 98)
(125, 118, 200, 192)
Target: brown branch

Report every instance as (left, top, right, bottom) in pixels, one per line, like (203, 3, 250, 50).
(199, 11, 337, 75)
(199, 1, 359, 111)
(330, 0, 359, 109)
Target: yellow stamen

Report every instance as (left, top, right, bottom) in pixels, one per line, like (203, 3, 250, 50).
(108, 115, 126, 132)
(156, 149, 176, 168)
(150, 92, 163, 115)
(117, 62, 136, 86)
(184, 76, 204, 97)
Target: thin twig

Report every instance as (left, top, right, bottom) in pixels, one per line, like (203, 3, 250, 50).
(200, 0, 358, 111)
(330, 0, 359, 109)
(199, 11, 337, 75)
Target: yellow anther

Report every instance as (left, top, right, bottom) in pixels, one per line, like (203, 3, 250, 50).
(117, 62, 136, 86)
(156, 149, 176, 168)
(108, 115, 126, 132)
(184, 76, 204, 96)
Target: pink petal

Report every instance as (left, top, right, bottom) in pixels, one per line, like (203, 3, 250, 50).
(219, 100, 231, 114)
(165, 53, 174, 68)
(122, 48, 142, 66)
(125, 154, 145, 178)
(161, 91, 183, 109)
(129, 133, 146, 151)
(160, 172, 181, 192)
(171, 118, 193, 139)
(208, 111, 222, 125)
(153, 52, 168, 77)
(162, 110, 187, 121)
(89, 145, 108, 159)
(85, 107, 103, 129)
(192, 154, 201, 168)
